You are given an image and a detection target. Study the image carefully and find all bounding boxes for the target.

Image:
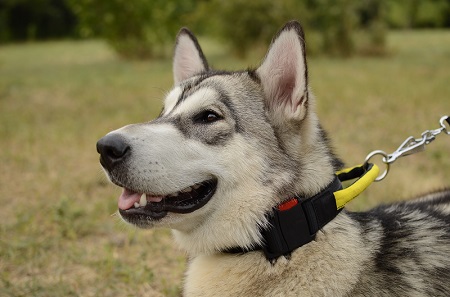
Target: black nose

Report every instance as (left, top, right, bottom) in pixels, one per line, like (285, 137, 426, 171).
(96, 134, 130, 170)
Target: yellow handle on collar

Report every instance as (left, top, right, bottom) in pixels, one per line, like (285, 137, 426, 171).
(334, 163, 380, 210)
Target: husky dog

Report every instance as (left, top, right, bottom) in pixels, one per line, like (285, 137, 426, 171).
(97, 21, 450, 296)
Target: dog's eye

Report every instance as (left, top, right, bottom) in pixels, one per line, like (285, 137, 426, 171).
(194, 110, 222, 124)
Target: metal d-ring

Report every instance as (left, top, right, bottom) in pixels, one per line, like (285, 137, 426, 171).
(440, 115, 450, 135)
(365, 150, 390, 182)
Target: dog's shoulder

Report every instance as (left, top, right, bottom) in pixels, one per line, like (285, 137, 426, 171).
(343, 189, 450, 296)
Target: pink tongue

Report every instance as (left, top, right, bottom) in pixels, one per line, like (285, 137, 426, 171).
(118, 188, 142, 210)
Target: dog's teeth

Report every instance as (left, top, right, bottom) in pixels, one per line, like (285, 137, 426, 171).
(140, 194, 147, 207)
(181, 186, 192, 193)
(134, 202, 140, 208)
(193, 184, 201, 190)
(170, 192, 179, 197)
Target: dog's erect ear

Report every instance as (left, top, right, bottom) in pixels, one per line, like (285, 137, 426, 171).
(173, 28, 209, 85)
(257, 21, 309, 122)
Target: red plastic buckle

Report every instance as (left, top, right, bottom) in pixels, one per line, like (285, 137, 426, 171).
(278, 198, 298, 211)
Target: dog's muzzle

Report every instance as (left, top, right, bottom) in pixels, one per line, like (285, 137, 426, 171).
(96, 132, 219, 224)
(96, 133, 131, 171)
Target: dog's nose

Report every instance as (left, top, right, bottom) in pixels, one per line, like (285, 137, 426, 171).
(96, 134, 130, 170)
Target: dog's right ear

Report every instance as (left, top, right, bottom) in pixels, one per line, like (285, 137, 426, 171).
(257, 21, 309, 124)
(173, 28, 209, 85)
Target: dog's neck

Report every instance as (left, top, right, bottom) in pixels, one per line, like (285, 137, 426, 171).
(222, 173, 343, 261)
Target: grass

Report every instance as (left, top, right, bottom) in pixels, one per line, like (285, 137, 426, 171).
(1, 30, 450, 296)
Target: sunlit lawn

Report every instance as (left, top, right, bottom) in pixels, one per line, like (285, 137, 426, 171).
(1, 30, 449, 296)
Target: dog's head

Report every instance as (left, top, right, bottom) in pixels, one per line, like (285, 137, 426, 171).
(97, 21, 341, 255)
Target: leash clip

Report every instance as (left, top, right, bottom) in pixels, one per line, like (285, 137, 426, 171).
(365, 115, 449, 181)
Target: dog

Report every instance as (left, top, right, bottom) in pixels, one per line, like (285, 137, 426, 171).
(97, 21, 450, 296)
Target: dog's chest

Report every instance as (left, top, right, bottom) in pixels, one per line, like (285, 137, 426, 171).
(183, 244, 363, 297)
(184, 253, 279, 296)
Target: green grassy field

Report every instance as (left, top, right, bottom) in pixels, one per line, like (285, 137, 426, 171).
(1, 30, 450, 296)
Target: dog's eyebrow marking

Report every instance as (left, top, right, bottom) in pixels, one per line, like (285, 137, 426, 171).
(176, 82, 195, 107)
(174, 76, 208, 109)
(173, 70, 243, 109)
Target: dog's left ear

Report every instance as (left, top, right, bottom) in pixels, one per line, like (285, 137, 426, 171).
(173, 28, 209, 85)
(257, 21, 308, 122)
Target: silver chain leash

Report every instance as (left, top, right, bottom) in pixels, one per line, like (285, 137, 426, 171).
(365, 115, 450, 181)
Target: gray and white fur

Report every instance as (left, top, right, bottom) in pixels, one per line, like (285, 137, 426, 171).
(97, 21, 450, 296)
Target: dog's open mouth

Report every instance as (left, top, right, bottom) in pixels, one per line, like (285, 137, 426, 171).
(118, 179, 217, 221)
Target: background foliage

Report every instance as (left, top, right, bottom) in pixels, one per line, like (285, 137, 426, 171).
(1, 0, 449, 58)
(68, 0, 198, 59)
(0, 0, 76, 42)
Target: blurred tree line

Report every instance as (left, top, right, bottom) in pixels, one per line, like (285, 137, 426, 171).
(1, 0, 449, 58)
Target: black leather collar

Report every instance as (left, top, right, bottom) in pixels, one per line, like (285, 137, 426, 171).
(224, 175, 343, 261)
